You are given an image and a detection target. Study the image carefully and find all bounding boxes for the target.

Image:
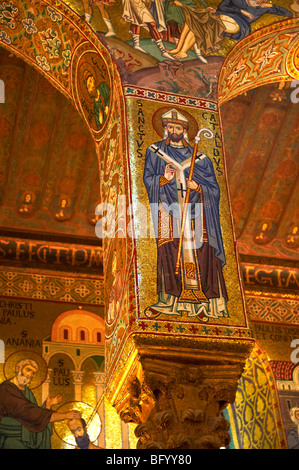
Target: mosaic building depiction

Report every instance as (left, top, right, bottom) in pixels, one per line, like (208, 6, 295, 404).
(0, 0, 298, 450)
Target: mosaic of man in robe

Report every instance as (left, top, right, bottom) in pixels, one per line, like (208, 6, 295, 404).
(143, 108, 228, 318)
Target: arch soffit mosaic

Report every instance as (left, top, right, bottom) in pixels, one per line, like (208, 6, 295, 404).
(0, 0, 122, 145)
(230, 344, 288, 449)
(218, 18, 299, 105)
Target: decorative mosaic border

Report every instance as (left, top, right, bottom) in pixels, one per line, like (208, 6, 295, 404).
(124, 86, 218, 111)
(128, 316, 254, 341)
(246, 295, 299, 325)
(0, 268, 104, 305)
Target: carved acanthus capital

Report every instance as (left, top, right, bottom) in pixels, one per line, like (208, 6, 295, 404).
(119, 377, 156, 426)
(120, 363, 239, 449)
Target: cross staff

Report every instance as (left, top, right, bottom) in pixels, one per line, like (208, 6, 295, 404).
(175, 128, 214, 275)
(177, 182, 187, 198)
(85, 390, 105, 431)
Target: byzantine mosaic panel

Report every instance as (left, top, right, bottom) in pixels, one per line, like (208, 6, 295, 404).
(55, 0, 298, 100)
(246, 294, 299, 324)
(0, 0, 119, 142)
(124, 88, 251, 333)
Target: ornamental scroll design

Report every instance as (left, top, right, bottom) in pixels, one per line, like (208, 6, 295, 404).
(229, 346, 287, 449)
(218, 19, 299, 106)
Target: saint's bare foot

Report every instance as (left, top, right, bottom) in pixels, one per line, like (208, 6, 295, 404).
(174, 52, 188, 59)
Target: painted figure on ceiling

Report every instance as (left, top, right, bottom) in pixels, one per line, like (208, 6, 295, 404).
(143, 108, 228, 321)
(55, 197, 72, 222)
(164, 0, 213, 62)
(122, 0, 174, 59)
(82, 0, 116, 37)
(0, 358, 81, 449)
(84, 69, 110, 130)
(165, 0, 293, 60)
(18, 192, 35, 217)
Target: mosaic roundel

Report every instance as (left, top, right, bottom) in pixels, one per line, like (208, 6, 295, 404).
(72, 42, 113, 138)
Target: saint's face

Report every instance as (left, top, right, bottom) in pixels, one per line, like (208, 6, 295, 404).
(68, 419, 91, 448)
(17, 364, 38, 387)
(166, 123, 184, 135)
(86, 75, 96, 94)
(68, 419, 85, 438)
(166, 123, 185, 143)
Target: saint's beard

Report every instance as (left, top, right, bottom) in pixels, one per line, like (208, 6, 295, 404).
(246, 0, 260, 6)
(76, 431, 90, 449)
(168, 130, 184, 143)
(16, 371, 31, 387)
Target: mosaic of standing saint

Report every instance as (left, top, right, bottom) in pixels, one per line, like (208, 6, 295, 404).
(143, 108, 228, 321)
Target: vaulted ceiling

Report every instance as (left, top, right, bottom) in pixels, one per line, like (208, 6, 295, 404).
(0, 47, 100, 244)
(220, 82, 298, 263)
(0, 46, 298, 277)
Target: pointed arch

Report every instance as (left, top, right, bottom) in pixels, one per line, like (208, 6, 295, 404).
(0, 1, 138, 386)
(226, 344, 287, 449)
(218, 18, 299, 106)
(0, 0, 123, 141)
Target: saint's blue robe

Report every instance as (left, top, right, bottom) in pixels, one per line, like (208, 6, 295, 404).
(143, 139, 228, 302)
(215, 0, 292, 40)
(143, 138, 226, 267)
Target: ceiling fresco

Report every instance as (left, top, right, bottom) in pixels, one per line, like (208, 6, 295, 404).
(220, 80, 299, 262)
(60, 0, 297, 99)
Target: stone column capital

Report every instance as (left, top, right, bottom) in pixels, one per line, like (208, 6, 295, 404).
(116, 341, 253, 449)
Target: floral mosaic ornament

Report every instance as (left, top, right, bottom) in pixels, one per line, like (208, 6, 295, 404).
(219, 18, 299, 105)
(227, 346, 287, 449)
(0, 1, 18, 30)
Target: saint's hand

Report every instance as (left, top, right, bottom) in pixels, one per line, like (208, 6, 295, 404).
(46, 394, 63, 408)
(164, 163, 176, 181)
(186, 179, 199, 191)
(65, 410, 82, 420)
(241, 9, 255, 18)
